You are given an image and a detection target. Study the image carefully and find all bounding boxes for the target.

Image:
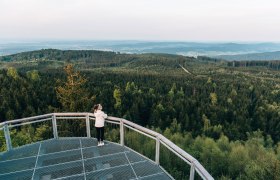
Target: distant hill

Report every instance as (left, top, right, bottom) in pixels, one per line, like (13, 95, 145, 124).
(1, 40, 280, 57)
(0, 49, 202, 74)
(0, 49, 117, 62)
(216, 51, 280, 61)
(2, 48, 280, 74)
(0, 48, 189, 64)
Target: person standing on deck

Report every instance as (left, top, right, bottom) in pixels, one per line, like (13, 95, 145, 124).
(93, 104, 107, 146)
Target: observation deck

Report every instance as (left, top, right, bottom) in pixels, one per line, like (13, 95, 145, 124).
(0, 113, 214, 180)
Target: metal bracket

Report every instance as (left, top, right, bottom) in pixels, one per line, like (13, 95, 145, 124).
(52, 114, 58, 139)
(155, 136, 160, 165)
(86, 113, 91, 138)
(120, 120, 124, 146)
(4, 123, 12, 151)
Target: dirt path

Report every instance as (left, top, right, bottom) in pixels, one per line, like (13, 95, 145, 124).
(179, 64, 192, 75)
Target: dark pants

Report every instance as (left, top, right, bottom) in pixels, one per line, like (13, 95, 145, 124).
(96, 127, 104, 142)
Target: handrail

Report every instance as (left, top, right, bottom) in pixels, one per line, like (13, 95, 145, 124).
(0, 113, 214, 180)
(3, 113, 53, 125)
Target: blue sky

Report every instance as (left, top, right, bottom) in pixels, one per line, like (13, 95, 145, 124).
(0, 0, 279, 41)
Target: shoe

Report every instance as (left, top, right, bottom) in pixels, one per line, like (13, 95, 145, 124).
(97, 142, 101, 146)
(101, 141, 104, 146)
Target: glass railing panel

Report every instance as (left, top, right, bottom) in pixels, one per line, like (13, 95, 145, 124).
(0, 129, 7, 152)
(9, 119, 53, 147)
(90, 118, 120, 144)
(56, 117, 87, 137)
(104, 121, 120, 144)
(160, 143, 192, 180)
(124, 125, 156, 161)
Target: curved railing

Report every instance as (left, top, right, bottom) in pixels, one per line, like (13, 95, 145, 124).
(0, 113, 214, 180)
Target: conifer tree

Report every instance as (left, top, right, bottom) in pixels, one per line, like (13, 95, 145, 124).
(56, 64, 90, 111)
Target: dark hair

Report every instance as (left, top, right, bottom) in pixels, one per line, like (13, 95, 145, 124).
(93, 104, 99, 113)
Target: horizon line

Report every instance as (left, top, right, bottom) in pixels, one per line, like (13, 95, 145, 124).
(1, 38, 280, 44)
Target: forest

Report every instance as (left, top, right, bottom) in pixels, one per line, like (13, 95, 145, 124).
(227, 60, 280, 70)
(0, 49, 280, 179)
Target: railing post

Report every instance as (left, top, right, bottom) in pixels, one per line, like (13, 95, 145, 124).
(52, 114, 58, 139)
(4, 123, 12, 151)
(120, 120, 124, 146)
(86, 113, 91, 138)
(155, 136, 160, 165)
(189, 162, 195, 180)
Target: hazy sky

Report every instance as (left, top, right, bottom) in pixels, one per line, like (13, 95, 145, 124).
(0, 0, 279, 41)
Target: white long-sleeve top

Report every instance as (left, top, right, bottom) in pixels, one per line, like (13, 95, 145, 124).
(94, 110, 108, 127)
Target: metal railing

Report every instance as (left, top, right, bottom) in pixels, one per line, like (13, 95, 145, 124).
(0, 113, 214, 180)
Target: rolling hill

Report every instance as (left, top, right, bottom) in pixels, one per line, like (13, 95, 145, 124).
(216, 51, 280, 61)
